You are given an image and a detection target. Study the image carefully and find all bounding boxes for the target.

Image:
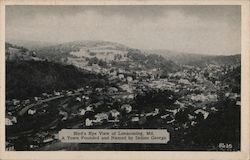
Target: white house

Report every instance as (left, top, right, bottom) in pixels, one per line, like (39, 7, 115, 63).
(190, 94, 208, 102)
(146, 108, 159, 117)
(79, 109, 86, 115)
(85, 118, 93, 126)
(5, 116, 17, 126)
(188, 114, 195, 120)
(108, 87, 119, 94)
(236, 101, 241, 106)
(94, 113, 109, 122)
(43, 137, 54, 143)
(6, 142, 15, 151)
(121, 104, 132, 113)
(127, 76, 133, 82)
(54, 91, 61, 96)
(5, 118, 13, 126)
(210, 107, 218, 112)
(86, 105, 94, 111)
(82, 95, 90, 100)
(12, 99, 20, 105)
(28, 109, 36, 115)
(29, 144, 38, 149)
(120, 84, 133, 93)
(118, 74, 125, 80)
(76, 97, 81, 102)
(191, 121, 198, 126)
(110, 109, 120, 119)
(131, 116, 139, 122)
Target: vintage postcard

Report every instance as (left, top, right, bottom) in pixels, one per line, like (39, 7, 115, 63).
(0, 0, 249, 160)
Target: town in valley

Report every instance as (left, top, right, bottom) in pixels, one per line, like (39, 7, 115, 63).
(5, 41, 240, 151)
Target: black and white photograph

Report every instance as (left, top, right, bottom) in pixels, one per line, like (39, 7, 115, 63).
(3, 3, 245, 153)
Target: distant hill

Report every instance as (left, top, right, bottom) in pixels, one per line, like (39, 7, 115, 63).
(34, 40, 130, 62)
(34, 40, 180, 74)
(7, 40, 58, 50)
(145, 49, 240, 66)
(7, 41, 240, 67)
(125, 48, 180, 74)
(188, 54, 241, 67)
(5, 43, 42, 61)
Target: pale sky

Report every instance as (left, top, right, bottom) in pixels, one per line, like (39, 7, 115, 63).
(6, 5, 241, 55)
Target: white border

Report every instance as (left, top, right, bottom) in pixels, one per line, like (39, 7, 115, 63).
(0, 0, 249, 160)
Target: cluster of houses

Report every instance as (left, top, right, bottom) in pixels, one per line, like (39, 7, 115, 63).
(5, 60, 240, 151)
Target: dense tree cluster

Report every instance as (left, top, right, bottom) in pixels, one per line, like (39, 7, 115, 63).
(134, 89, 179, 112)
(6, 60, 108, 100)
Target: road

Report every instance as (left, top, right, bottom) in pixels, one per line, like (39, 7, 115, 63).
(18, 92, 81, 116)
